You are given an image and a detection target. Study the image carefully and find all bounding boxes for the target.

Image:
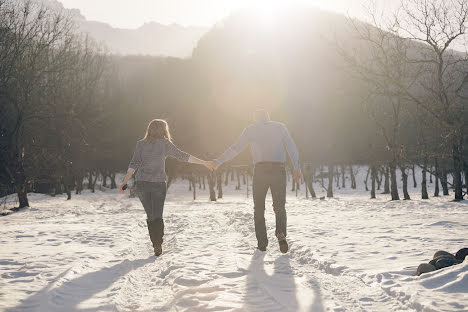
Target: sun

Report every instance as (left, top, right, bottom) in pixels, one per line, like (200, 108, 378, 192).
(222, 0, 353, 25)
(244, 0, 296, 28)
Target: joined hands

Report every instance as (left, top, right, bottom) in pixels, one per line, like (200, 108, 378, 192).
(203, 160, 219, 171)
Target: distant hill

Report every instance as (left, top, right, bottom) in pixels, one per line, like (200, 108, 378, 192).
(78, 21, 208, 58)
(32, 0, 208, 57)
(191, 6, 467, 161)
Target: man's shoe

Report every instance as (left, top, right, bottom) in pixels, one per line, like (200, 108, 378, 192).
(277, 233, 288, 253)
(154, 244, 162, 256)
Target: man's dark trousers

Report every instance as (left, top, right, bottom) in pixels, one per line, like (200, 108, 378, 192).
(252, 162, 287, 248)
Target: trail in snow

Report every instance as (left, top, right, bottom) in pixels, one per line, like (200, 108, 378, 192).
(1, 172, 467, 312)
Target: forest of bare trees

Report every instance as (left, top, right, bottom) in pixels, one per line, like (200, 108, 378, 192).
(339, 0, 468, 201)
(0, 1, 109, 207)
(1, 0, 467, 209)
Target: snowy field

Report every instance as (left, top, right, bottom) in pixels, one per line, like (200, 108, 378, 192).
(1, 170, 467, 312)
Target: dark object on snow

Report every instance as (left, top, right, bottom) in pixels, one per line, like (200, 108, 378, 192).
(417, 248, 467, 276)
(417, 263, 436, 276)
(433, 250, 453, 259)
(434, 255, 460, 269)
(455, 248, 468, 261)
(122, 184, 128, 190)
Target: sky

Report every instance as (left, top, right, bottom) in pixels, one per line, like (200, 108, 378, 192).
(58, 0, 387, 29)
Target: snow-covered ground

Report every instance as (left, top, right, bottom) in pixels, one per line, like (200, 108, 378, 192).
(1, 170, 467, 312)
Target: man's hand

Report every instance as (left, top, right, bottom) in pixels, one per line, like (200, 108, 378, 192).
(293, 170, 302, 184)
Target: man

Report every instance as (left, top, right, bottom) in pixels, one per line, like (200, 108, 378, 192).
(210, 110, 301, 253)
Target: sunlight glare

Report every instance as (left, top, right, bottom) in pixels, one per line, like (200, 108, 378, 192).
(229, 0, 350, 30)
(242, 0, 296, 29)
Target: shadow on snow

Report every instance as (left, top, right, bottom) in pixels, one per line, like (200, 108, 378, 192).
(7, 257, 154, 312)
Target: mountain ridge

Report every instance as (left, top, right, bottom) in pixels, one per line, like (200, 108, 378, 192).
(31, 0, 208, 57)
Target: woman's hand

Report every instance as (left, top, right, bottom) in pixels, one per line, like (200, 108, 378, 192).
(120, 170, 134, 194)
(119, 183, 126, 194)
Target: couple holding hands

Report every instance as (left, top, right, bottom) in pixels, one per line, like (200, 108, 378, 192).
(120, 109, 301, 256)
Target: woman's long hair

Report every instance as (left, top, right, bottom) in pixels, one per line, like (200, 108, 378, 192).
(144, 119, 172, 143)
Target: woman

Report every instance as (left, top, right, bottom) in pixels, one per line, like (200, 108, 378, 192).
(120, 119, 213, 256)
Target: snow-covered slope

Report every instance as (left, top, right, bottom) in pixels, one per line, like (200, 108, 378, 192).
(1, 173, 467, 311)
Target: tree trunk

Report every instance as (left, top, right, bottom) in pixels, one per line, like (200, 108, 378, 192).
(341, 164, 346, 188)
(246, 173, 250, 198)
(202, 175, 206, 190)
(236, 170, 241, 190)
(88, 172, 93, 190)
(207, 173, 216, 201)
(110, 173, 117, 189)
(422, 158, 429, 199)
(242, 172, 246, 185)
(441, 167, 449, 196)
(412, 165, 417, 188)
(65, 184, 71, 200)
(321, 166, 325, 188)
(350, 165, 356, 189)
(217, 172, 223, 199)
(224, 170, 229, 186)
(335, 170, 340, 188)
(291, 178, 296, 192)
(16, 171, 29, 208)
(370, 165, 376, 199)
(464, 162, 468, 195)
(389, 162, 400, 200)
(364, 167, 370, 191)
(327, 165, 334, 198)
(92, 173, 98, 193)
(400, 166, 410, 200)
(102, 172, 107, 187)
(191, 177, 196, 200)
(452, 143, 464, 201)
(380, 169, 384, 187)
(376, 168, 382, 190)
(17, 186, 29, 208)
(383, 166, 390, 194)
(434, 158, 440, 197)
(429, 166, 433, 183)
(303, 165, 309, 199)
(306, 166, 316, 198)
(76, 175, 83, 194)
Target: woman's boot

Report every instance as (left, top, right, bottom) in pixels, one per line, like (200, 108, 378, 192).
(153, 218, 164, 256)
(147, 218, 164, 256)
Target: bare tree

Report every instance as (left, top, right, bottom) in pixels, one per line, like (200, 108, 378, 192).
(340, 0, 467, 201)
(0, 1, 73, 207)
(0, 1, 108, 207)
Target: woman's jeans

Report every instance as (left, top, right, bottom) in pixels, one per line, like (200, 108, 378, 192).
(136, 181, 167, 221)
(137, 181, 167, 247)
